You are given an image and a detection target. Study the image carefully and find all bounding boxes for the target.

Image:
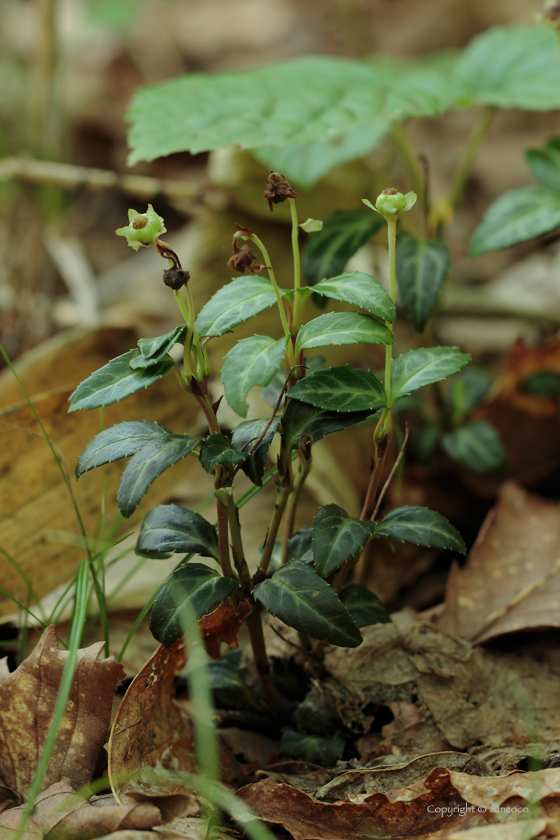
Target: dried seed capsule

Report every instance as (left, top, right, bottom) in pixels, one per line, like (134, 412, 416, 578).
(163, 267, 190, 290)
(263, 171, 297, 212)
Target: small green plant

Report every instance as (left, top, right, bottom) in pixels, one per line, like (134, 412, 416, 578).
(70, 178, 467, 707)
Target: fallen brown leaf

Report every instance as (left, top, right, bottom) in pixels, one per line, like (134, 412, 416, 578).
(199, 601, 252, 660)
(108, 640, 197, 819)
(437, 482, 560, 643)
(0, 626, 125, 800)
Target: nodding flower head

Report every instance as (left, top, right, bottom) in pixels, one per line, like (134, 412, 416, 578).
(362, 188, 417, 219)
(116, 204, 167, 251)
(263, 171, 297, 212)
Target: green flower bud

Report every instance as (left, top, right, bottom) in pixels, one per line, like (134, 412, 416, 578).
(116, 204, 167, 251)
(362, 188, 417, 218)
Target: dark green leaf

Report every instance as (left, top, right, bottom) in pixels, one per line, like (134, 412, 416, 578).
(222, 335, 288, 418)
(281, 398, 374, 449)
(279, 728, 345, 767)
(253, 123, 389, 189)
(390, 346, 470, 404)
(261, 356, 325, 408)
(68, 351, 174, 412)
(231, 417, 280, 486)
(136, 504, 220, 560)
(526, 137, 560, 191)
(195, 277, 286, 339)
(469, 185, 560, 256)
(395, 233, 450, 333)
(413, 426, 442, 466)
(75, 420, 171, 477)
(206, 651, 250, 697)
(311, 271, 396, 323)
(288, 527, 314, 564)
(313, 504, 375, 578)
(130, 326, 188, 369)
(448, 368, 492, 420)
(295, 312, 393, 353)
(339, 583, 391, 628)
(150, 564, 239, 647)
(253, 560, 362, 647)
(199, 433, 247, 473)
(288, 365, 387, 413)
(375, 506, 466, 553)
(441, 421, 508, 474)
(520, 370, 560, 397)
(118, 434, 202, 518)
(303, 210, 384, 287)
(452, 26, 560, 111)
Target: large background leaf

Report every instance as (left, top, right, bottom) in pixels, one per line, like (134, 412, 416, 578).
(395, 233, 450, 332)
(469, 185, 560, 256)
(442, 421, 508, 474)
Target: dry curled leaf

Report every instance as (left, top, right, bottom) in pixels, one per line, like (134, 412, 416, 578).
(108, 640, 197, 820)
(438, 482, 560, 643)
(0, 626, 125, 800)
(199, 601, 252, 660)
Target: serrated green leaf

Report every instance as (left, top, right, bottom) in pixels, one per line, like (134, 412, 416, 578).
(117, 434, 202, 518)
(253, 123, 389, 189)
(231, 417, 280, 486)
(311, 271, 396, 323)
(195, 277, 287, 339)
(253, 560, 362, 647)
(303, 210, 385, 287)
(130, 326, 188, 369)
(339, 583, 391, 628)
(279, 728, 345, 767)
(288, 365, 387, 413)
(395, 233, 450, 333)
(313, 504, 375, 578)
(390, 346, 470, 404)
(75, 420, 171, 477)
(441, 421, 508, 474)
(68, 350, 174, 412)
(207, 651, 250, 696)
(281, 399, 374, 450)
(199, 433, 247, 473)
(295, 312, 393, 354)
(136, 503, 220, 560)
(150, 564, 240, 647)
(287, 527, 314, 564)
(222, 335, 288, 418)
(469, 185, 560, 256)
(526, 137, 560, 191)
(520, 370, 560, 397)
(452, 26, 560, 111)
(375, 506, 466, 553)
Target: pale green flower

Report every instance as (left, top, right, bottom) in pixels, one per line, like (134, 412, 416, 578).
(116, 204, 167, 251)
(363, 189, 417, 218)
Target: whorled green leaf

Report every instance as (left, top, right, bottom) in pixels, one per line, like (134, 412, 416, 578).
(339, 583, 391, 628)
(130, 326, 188, 369)
(390, 346, 470, 404)
(281, 398, 374, 450)
(295, 312, 393, 354)
(526, 137, 560, 191)
(279, 728, 345, 768)
(117, 435, 202, 518)
(395, 233, 450, 333)
(136, 503, 220, 560)
(469, 185, 560, 256)
(452, 26, 560, 111)
(288, 365, 387, 413)
(253, 123, 389, 190)
(68, 351, 174, 412)
(253, 560, 362, 647)
(312, 504, 375, 578)
(75, 420, 171, 477)
(303, 210, 385, 287)
(310, 271, 396, 323)
(441, 421, 508, 474)
(222, 335, 288, 418)
(150, 564, 240, 647)
(231, 417, 280, 486)
(521, 370, 560, 397)
(199, 433, 247, 473)
(375, 506, 466, 553)
(195, 277, 286, 339)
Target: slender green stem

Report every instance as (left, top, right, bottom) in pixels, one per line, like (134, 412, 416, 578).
(259, 484, 292, 574)
(216, 490, 251, 592)
(383, 216, 398, 409)
(245, 608, 290, 710)
(289, 199, 303, 330)
(391, 122, 424, 203)
(281, 447, 311, 564)
(216, 498, 235, 580)
(250, 234, 290, 337)
(448, 106, 496, 211)
(174, 290, 194, 380)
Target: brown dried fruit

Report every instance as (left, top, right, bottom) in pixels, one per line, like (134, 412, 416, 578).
(227, 243, 256, 273)
(263, 170, 297, 212)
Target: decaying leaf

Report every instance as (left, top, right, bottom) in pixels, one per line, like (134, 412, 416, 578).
(199, 601, 252, 660)
(438, 482, 560, 642)
(0, 626, 125, 800)
(108, 640, 197, 819)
